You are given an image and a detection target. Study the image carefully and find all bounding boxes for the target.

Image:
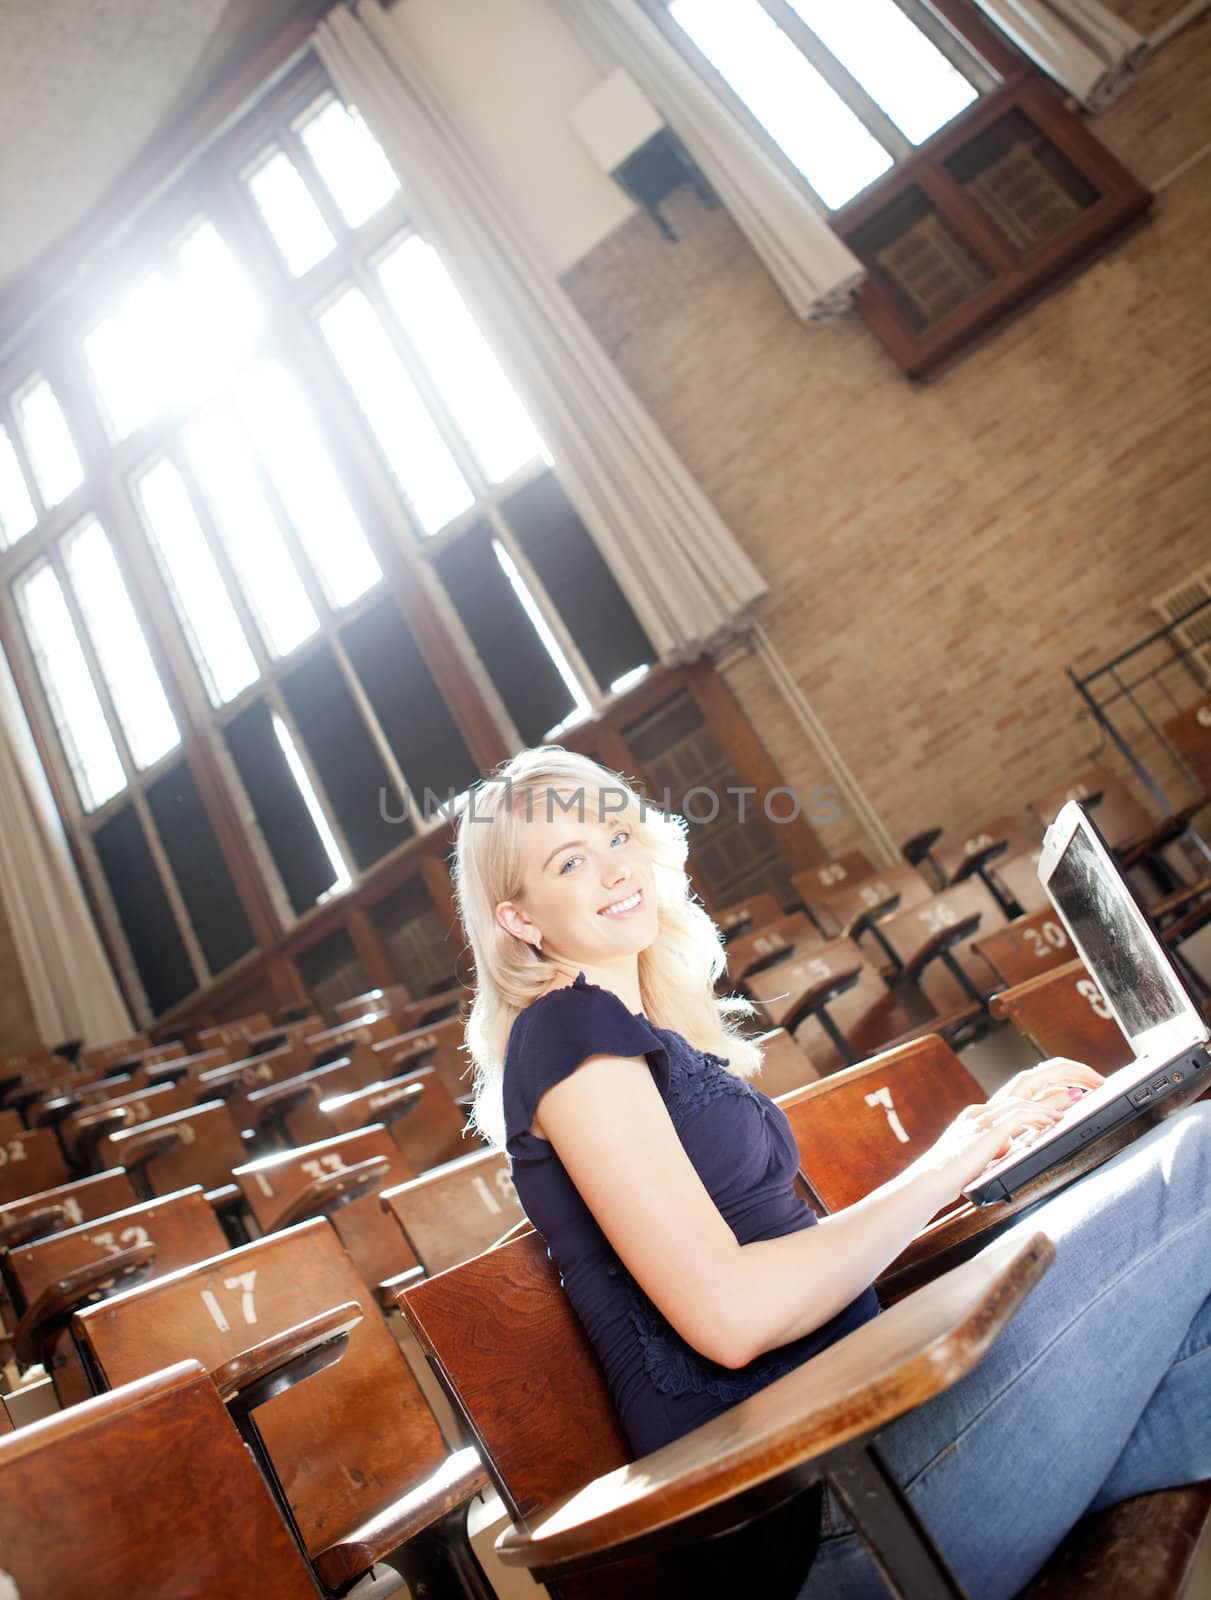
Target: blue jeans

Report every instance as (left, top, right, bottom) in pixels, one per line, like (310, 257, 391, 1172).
(800, 1102, 1211, 1600)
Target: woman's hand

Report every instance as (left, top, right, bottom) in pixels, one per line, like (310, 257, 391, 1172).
(989, 1056, 1105, 1116)
(906, 1095, 1070, 1205)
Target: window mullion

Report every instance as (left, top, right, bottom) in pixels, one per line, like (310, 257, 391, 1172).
(76, 822, 153, 1027)
(326, 628, 419, 827)
(899, 0, 999, 93)
(207, 715, 298, 933)
(358, 254, 492, 498)
(487, 506, 605, 710)
(47, 535, 141, 786)
(265, 681, 361, 893)
(169, 440, 275, 679)
(246, 449, 337, 624)
(129, 786, 212, 988)
(760, 0, 913, 162)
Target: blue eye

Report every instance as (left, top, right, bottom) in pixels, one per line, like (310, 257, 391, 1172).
(611, 829, 630, 846)
(558, 854, 583, 875)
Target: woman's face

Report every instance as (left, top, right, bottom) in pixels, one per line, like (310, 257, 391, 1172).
(495, 793, 659, 969)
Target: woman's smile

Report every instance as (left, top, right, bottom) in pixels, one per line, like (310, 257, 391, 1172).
(599, 888, 644, 918)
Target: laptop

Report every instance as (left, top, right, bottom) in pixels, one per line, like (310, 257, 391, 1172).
(963, 799, 1210, 1205)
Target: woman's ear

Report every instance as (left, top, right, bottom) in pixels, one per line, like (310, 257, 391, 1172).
(496, 900, 541, 948)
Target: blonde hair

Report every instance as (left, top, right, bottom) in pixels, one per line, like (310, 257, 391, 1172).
(452, 746, 762, 1148)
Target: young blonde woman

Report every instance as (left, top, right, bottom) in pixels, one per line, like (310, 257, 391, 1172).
(452, 746, 1211, 1599)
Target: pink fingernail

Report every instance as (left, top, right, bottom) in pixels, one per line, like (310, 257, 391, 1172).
(1067, 1088, 1084, 1102)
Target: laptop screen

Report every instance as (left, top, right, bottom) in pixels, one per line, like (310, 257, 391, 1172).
(1045, 816, 1197, 1055)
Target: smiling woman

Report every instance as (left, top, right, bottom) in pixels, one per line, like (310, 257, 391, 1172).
(452, 746, 1211, 1599)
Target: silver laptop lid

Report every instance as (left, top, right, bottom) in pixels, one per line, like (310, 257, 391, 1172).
(1037, 800, 1208, 1063)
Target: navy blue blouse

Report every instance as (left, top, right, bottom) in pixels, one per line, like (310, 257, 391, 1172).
(502, 975, 880, 1464)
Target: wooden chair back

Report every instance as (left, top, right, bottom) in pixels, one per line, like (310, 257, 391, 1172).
(63, 1078, 194, 1166)
(716, 893, 784, 943)
(79, 1034, 151, 1073)
(75, 1218, 471, 1579)
(233, 1126, 418, 1294)
(381, 1149, 524, 1276)
(193, 1012, 273, 1055)
(989, 847, 1050, 916)
(305, 1011, 401, 1063)
(725, 913, 823, 983)
(334, 985, 411, 1024)
(878, 879, 1006, 1010)
(973, 908, 1076, 989)
(142, 1045, 230, 1087)
(372, 1016, 470, 1102)
(746, 938, 913, 1073)
(321, 1067, 477, 1174)
(1029, 767, 1152, 850)
(0, 1360, 318, 1600)
(777, 1035, 984, 1214)
(989, 960, 1133, 1073)
(0, 1108, 24, 1140)
(196, 1041, 332, 1133)
(0, 1170, 138, 1236)
(97, 1101, 246, 1197)
(795, 861, 931, 941)
(934, 815, 1039, 886)
(4, 1187, 229, 1406)
(0, 1126, 71, 1204)
(246, 1056, 378, 1149)
(399, 986, 466, 1029)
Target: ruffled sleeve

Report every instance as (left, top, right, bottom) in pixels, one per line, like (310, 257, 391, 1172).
(503, 976, 668, 1157)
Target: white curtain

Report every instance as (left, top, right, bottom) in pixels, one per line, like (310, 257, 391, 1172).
(0, 645, 131, 1047)
(552, 0, 864, 324)
(315, 1, 769, 666)
(972, 0, 1147, 111)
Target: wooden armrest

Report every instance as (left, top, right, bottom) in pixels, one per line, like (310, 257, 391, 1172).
(314, 1448, 488, 1592)
(949, 840, 1008, 883)
(900, 914, 982, 987)
(249, 1081, 318, 1131)
(901, 828, 943, 865)
(841, 896, 899, 941)
(780, 967, 864, 1037)
(21, 1244, 157, 1365)
(75, 1107, 132, 1166)
(0, 1206, 69, 1250)
(115, 1127, 180, 1170)
(213, 1301, 363, 1413)
(30, 1094, 80, 1130)
(494, 1231, 1053, 1580)
(266, 1156, 391, 1231)
(375, 1265, 426, 1307)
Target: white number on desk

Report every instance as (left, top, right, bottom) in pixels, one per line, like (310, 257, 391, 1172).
(300, 1154, 347, 1183)
(964, 833, 995, 856)
(859, 881, 892, 908)
(0, 1141, 27, 1167)
(62, 1198, 84, 1226)
(1023, 922, 1067, 958)
(864, 1086, 909, 1144)
(89, 1225, 151, 1256)
(818, 864, 847, 886)
(471, 1176, 503, 1215)
(201, 1270, 259, 1332)
(919, 903, 958, 934)
(1076, 978, 1113, 1020)
(1197, 705, 1211, 728)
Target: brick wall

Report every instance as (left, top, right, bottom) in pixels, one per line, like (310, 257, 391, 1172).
(561, 13, 1211, 861)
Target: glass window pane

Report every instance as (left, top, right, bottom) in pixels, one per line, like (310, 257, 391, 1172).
(16, 378, 84, 508)
(378, 237, 544, 484)
(173, 222, 263, 406)
(93, 802, 197, 1014)
(15, 563, 126, 812)
(64, 520, 180, 771)
(83, 314, 154, 441)
(319, 289, 473, 535)
(187, 413, 319, 660)
(246, 148, 336, 276)
(237, 362, 381, 608)
(670, 0, 893, 208)
(134, 459, 260, 707)
(297, 98, 400, 228)
(788, 0, 977, 145)
(0, 427, 37, 548)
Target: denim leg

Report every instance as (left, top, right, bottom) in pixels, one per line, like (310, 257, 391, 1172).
(800, 1103, 1211, 1600)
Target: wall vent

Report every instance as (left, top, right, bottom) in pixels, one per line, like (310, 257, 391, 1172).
(1151, 567, 1211, 689)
